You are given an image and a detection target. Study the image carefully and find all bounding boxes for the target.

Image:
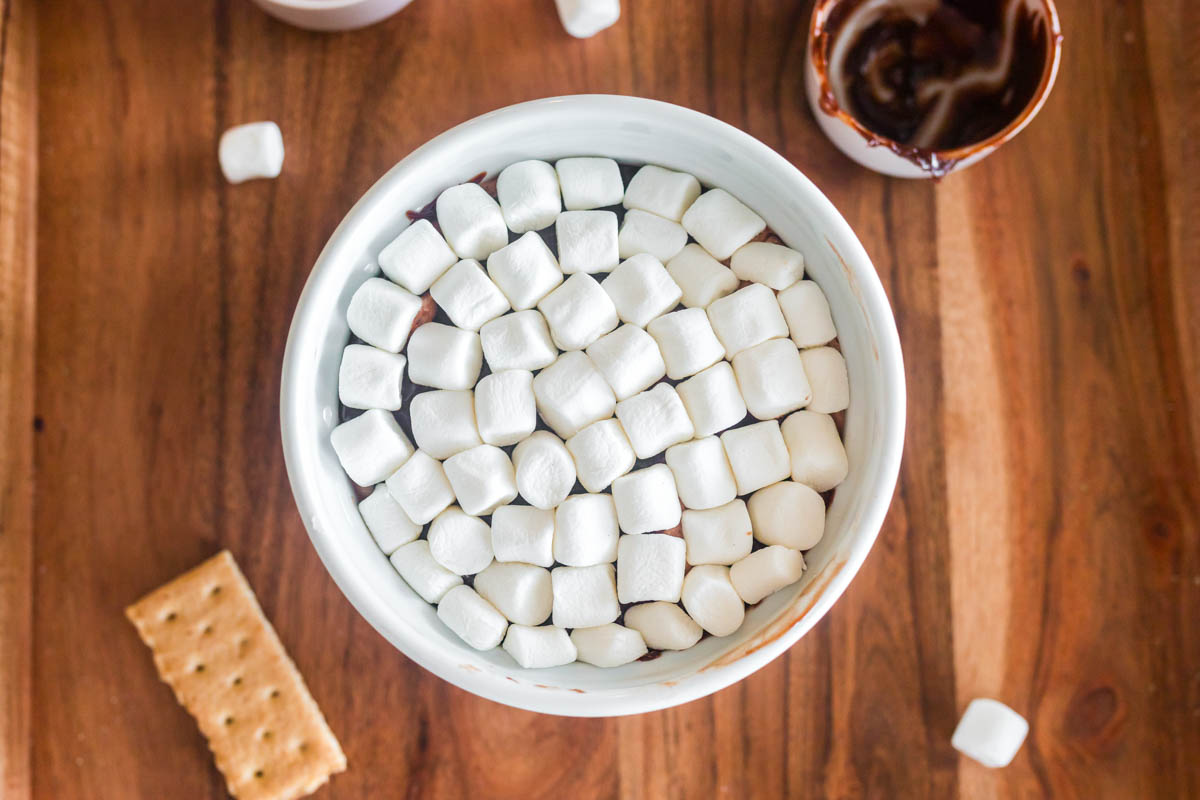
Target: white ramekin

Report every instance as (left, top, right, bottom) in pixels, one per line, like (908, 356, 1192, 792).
(280, 95, 906, 716)
(249, 0, 414, 31)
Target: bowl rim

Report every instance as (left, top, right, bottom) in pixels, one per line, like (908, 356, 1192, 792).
(280, 94, 906, 716)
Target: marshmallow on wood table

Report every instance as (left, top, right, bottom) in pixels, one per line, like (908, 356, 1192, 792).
(729, 545, 805, 604)
(532, 351, 617, 438)
(437, 585, 508, 651)
(680, 188, 766, 261)
(565, 418, 636, 492)
(331, 409, 413, 487)
(665, 244, 740, 309)
(551, 564, 619, 628)
(473, 562, 553, 626)
(338, 344, 406, 411)
(665, 436, 737, 510)
(730, 242, 805, 290)
(358, 485, 421, 555)
(409, 389, 481, 460)
(721, 420, 791, 495)
(556, 157, 624, 210)
(554, 493, 619, 567)
(346, 277, 424, 353)
(480, 310, 558, 373)
(538, 272, 619, 351)
(682, 499, 753, 565)
(680, 565, 745, 636)
(406, 323, 482, 390)
(733, 338, 813, 420)
(777, 280, 837, 348)
(748, 481, 826, 550)
(555, 210, 620, 274)
(218, 121, 284, 184)
(474, 370, 536, 447)
(512, 431, 576, 510)
(611, 464, 682, 534)
(378, 218, 458, 294)
(706, 283, 789, 356)
(799, 347, 850, 413)
(554, 0, 620, 38)
(586, 324, 667, 401)
(616, 383, 695, 459)
(490, 504, 555, 568)
(570, 624, 647, 667)
(617, 533, 686, 603)
(496, 160, 562, 233)
(623, 602, 703, 650)
(618, 209, 688, 262)
(486, 231, 563, 311)
(443, 444, 519, 516)
(389, 540, 462, 603)
(646, 308, 726, 380)
(951, 699, 1030, 768)
(676, 361, 748, 438)
(436, 182, 509, 261)
(781, 410, 848, 492)
(385, 450, 455, 524)
(503, 625, 578, 669)
(430, 259, 511, 331)
(601, 253, 683, 328)
(428, 506, 495, 575)
(622, 164, 701, 222)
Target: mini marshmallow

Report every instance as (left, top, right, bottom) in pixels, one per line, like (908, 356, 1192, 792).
(358, 485, 421, 554)
(436, 585, 508, 650)
(615, 384, 694, 459)
(512, 431, 576, 510)
(730, 242, 806, 290)
(616, 533, 686, 603)
(555, 210, 619, 274)
(732, 338, 813, 420)
(531, 351, 616, 438)
(554, 0, 620, 39)
(479, 310, 558, 372)
(676, 362, 748, 437)
(681, 499, 753, 565)
(428, 506, 495, 575)
(474, 370, 536, 446)
(586, 324, 666, 401)
(799, 346, 850, 413)
(571, 624, 647, 667)
(622, 164, 701, 222)
(338, 344, 406, 410)
(721, 420, 791, 495)
(646, 308, 726, 380)
(502, 625, 578, 669)
(665, 436, 737, 510)
(490, 505, 555, 568)
(680, 565, 745, 636)
(623, 602, 703, 650)
(430, 259, 510, 331)
(601, 253, 683, 328)
(406, 323, 482, 390)
(555, 157, 624, 210)
(748, 481, 826, 550)
(473, 562, 553, 626)
(346, 277, 423, 353)
(706, 283, 789, 356)
(330, 409, 413, 487)
(486, 232, 563, 311)
(551, 564, 619, 629)
(443, 444, 518, 516)
(618, 209, 688, 262)
(385, 450, 455, 524)
(611, 464, 682, 534)
(538, 272, 619, 351)
(553, 493, 619, 567)
(951, 699, 1030, 768)
(218, 121, 284, 184)
(389, 540, 462, 603)
(777, 280, 837, 348)
(408, 389, 481, 460)
(665, 244, 740, 308)
(377, 218, 458, 294)
(781, 410, 848, 492)
(680, 188, 766, 261)
(436, 182, 509, 260)
(729, 545, 805, 604)
(496, 160, 562, 233)
(565, 418, 636, 492)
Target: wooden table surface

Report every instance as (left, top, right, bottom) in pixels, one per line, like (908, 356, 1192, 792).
(2, 0, 1197, 797)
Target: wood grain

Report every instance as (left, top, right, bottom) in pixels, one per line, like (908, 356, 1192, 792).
(21, 0, 1200, 798)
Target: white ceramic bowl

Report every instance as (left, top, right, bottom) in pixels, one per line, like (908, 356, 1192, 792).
(280, 95, 905, 716)
(250, 0, 414, 31)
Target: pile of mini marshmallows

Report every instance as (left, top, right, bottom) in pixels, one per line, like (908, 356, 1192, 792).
(330, 157, 850, 669)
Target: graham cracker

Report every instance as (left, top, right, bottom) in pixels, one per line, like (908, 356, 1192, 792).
(126, 551, 346, 800)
